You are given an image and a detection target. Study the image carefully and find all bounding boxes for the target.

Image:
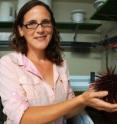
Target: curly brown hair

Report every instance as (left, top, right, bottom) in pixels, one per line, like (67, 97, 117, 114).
(10, 0, 63, 65)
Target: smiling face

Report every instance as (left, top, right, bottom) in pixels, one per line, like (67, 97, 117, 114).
(18, 5, 53, 53)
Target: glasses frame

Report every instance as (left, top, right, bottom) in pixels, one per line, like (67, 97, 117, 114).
(23, 20, 52, 29)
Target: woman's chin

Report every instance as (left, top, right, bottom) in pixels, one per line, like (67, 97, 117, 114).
(34, 44, 48, 51)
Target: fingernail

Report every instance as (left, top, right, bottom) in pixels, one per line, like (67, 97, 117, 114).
(104, 91, 108, 95)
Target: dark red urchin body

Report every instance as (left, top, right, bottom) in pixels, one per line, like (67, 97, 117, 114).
(87, 67, 117, 124)
(94, 67, 117, 103)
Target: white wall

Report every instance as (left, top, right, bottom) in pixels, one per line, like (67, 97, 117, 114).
(64, 51, 101, 75)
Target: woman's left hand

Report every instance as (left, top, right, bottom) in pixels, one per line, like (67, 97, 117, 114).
(80, 90, 117, 112)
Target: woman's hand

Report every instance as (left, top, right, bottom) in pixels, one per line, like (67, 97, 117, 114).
(80, 90, 117, 112)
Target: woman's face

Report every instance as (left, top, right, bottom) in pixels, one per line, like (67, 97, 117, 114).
(19, 5, 53, 52)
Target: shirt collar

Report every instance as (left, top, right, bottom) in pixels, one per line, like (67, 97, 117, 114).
(13, 52, 41, 77)
(15, 52, 61, 81)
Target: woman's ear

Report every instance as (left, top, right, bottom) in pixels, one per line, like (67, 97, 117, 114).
(18, 26, 24, 37)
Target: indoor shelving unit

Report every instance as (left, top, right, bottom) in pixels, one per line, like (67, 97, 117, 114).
(56, 22, 101, 32)
(0, 21, 101, 51)
(0, 0, 104, 51)
(91, 0, 117, 21)
(0, 21, 101, 30)
(90, 0, 117, 48)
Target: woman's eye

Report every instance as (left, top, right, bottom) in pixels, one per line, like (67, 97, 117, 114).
(42, 21, 51, 26)
(28, 22, 37, 26)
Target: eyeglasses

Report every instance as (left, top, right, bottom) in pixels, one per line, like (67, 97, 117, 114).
(23, 20, 52, 29)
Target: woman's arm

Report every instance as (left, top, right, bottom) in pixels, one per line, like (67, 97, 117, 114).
(20, 95, 85, 124)
(0, 55, 85, 124)
(21, 89, 117, 124)
(65, 89, 117, 119)
(1, 56, 117, 124)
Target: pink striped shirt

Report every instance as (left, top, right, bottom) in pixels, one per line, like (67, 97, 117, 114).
(0, 52, 74, 124)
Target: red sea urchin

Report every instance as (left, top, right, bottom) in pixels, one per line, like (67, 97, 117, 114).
(86, 67, 117, 124)
(94, 66, 117, 103)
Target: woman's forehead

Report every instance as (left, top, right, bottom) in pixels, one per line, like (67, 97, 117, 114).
(23, 5, 51, 22)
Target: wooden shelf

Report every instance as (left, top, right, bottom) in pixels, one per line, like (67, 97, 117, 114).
(91, 0, 117, 21)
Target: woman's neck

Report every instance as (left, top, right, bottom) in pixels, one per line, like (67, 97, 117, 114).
(27, 50, 46, 63)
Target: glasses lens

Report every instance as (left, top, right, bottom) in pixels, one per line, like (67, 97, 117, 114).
(41, 20, 51, 28)
(24, 20, 52, 29)
(26, 22, 38, 29)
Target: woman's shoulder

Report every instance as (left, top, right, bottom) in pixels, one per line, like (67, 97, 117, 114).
(57, 59, 68, 71)
(0, 51, 22, 64)
(62, 59, 68, 68)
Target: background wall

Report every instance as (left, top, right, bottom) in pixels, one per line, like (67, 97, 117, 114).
(0, 0, 117, 76)
(52, 1, 117, 75)
(53, 1, 102, 75)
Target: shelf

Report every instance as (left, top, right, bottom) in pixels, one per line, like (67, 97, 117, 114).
(56, 22, 101, 32)
(0, 21, 101, 30)
(0, 20, 101, 51)
(0, 41, 11, 51)
(54, 0, 90, 2)
(100, 35, 117, 48)
(0, 40, 100, 51)
(61, 41, 101, 52)
(61, 41, 98, 48)
(0, 21, 14, 28)
(91, 0, 117, 21)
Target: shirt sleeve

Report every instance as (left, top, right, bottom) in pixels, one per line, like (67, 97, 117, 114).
(63, 60, 75, 99)
(0, 55, 29, 124)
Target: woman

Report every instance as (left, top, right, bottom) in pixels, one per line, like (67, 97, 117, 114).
(0, 1, 117, 124)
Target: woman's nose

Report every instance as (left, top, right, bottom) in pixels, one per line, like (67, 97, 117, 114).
(36, 25, 45, 33)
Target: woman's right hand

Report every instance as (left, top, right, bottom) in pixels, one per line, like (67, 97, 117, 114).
(80, 90, 117, 112)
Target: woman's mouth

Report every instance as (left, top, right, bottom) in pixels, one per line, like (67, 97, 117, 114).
(34, 35, 46, 41)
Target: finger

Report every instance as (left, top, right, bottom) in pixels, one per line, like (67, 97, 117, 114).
(91, 91, 108, 98)
(108, 104, 117, 112)
(111, 108, 117, 112)
(91, 98, 117, 112)
(88, 83, 95, 90)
